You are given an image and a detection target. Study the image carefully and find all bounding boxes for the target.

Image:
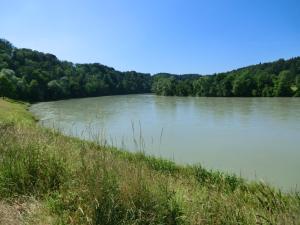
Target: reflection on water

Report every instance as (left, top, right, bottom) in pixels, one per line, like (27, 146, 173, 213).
(30, 94, 300, 191)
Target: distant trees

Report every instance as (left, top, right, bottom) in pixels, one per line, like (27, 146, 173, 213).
(152, 74, 198, 96)
(193, 77, 213, 96)
(47, 79, 70, 99)
(0, 39, 152, 102)
(0, 38, 299, 101)
(232, 72, 256, 96)
(152, 76, 175, 96)
(273, 70, 294, 96)
(152, 58, 300, 97)
(295, 75, 300, 96)
(0, 69, 18, 98)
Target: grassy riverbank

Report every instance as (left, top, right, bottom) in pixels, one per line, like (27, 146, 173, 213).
(0, 98, 299, 225)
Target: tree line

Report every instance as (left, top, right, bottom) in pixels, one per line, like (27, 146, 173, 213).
(0, 38, 299, 102)
(152, 60, 300, 97)
(0, 39, 152, 102)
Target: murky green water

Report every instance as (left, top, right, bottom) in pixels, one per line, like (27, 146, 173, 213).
(30, 95, 300, 190)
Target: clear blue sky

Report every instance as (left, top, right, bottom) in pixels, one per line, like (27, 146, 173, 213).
(1, 0, 300, 74)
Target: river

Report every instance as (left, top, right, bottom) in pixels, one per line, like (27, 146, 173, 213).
(30, 94, 300, 190)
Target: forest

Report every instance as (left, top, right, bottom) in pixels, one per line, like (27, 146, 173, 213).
(0, 38, 300, 102)
(152, 60, 300, 97)
(0, 39, 152, 102)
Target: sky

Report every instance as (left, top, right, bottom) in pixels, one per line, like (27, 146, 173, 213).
(1, 0, 300, 75)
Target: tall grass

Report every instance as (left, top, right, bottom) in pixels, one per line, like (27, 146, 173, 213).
(0, 123, 67, 197)
(0, 99, 300, 224)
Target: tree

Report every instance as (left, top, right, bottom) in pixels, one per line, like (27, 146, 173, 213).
(152, 77, 176, 96)
(193, 77, 212, 96)
(28, 79, 41, 101)
(273, 70, 293, 97)
(218, 75, 233, 97)
(232, 71, 257, 96)
(48, 80, 65, 99)
(294, 75, 300, 96)
(255, 72, 274, 96)
(0, 69, 18, 98)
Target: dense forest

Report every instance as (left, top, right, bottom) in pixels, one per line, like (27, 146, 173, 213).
(0, 39, 152, 102)
(0, 38, 299, 102)
(152, 60, 300, 97)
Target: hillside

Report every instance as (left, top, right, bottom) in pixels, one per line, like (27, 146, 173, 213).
(0, 39, 152, 102)
(0, 39, 300, 102)
(152, 58, 300, 97)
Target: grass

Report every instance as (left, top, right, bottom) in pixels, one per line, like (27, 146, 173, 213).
(0, 98, 300, 224)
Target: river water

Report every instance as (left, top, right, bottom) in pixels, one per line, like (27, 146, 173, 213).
(30, 94, 300, 190)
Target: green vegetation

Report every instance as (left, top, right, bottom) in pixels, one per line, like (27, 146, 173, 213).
(152, 61, 300, 97)
(0, 99, 299, 224)
(1, 38, 300, 224)
(0, 39, 151, 102)
(1, 38, 300, 102)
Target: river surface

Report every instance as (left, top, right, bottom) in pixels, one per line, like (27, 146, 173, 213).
(30, 94, 300, 190)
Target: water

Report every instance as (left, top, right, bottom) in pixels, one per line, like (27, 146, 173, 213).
(30, 94, 300, 190)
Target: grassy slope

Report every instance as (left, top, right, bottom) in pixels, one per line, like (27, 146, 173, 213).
(0, 98, 299, 225)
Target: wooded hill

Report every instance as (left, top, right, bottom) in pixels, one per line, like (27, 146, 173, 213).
(0, 38, 299, 102)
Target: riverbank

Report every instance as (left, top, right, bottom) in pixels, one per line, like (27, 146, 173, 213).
(0, 98, 299, 225)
